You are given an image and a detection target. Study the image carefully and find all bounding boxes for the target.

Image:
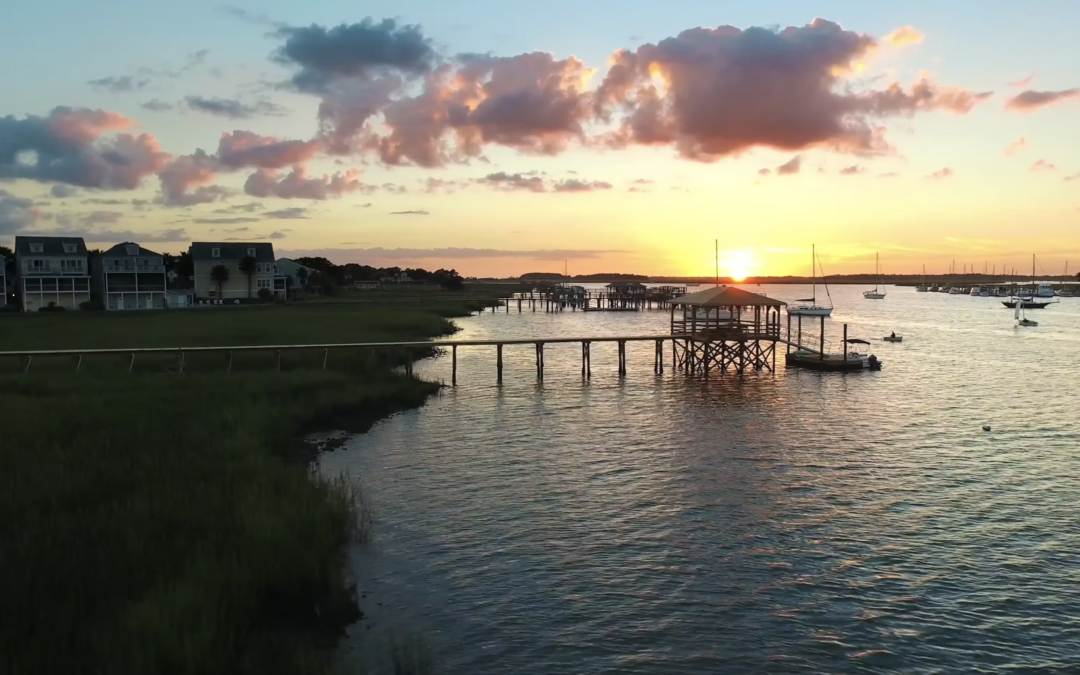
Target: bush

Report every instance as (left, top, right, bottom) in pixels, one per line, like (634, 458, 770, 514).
(257, 287, 273, 302)
(39, 302, 66, 312)
(79, 300, 106, 311)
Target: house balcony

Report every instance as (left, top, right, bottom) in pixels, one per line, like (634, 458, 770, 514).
(104, 263, 165, 273)
(21, 267, 89, 276)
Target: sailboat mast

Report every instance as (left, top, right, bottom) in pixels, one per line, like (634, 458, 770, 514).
(811, 244, 816, 302)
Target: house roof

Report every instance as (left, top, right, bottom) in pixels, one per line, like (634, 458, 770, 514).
(101, 242, 163, 258)
(14, 236, 88, 257)
(672, 285, 787, 307)
(607, 281, 646, 288)
(189, 242, 275, 262)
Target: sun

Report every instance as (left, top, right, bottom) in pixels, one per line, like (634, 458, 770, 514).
(719, 249, 756, 282)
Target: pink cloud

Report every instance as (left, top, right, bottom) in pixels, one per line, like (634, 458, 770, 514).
(1030, 159, 1058, 172)
(243, 166, 370, 199)
(593, 20, 989, 162)
(1005, 89, 1080, 112)
(926, 167, 954, 180)
(1005, 137, 1027, 156)
(839, 165, 866, 175)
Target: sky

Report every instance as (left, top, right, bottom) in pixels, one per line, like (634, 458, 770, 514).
(1, 0, 1079, 278)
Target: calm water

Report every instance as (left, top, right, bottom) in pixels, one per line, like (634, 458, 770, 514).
(322, 285, 1080, 673)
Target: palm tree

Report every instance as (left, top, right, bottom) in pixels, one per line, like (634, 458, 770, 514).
(239, 255, 257, 298)
(210, 264, 230, 301)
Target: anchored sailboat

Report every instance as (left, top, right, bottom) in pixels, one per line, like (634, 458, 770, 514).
(788, 245, 833, 317)
(863, 253, 886, 299)
(1003, 254, 1058, 309)
(916, 264, 929, 292)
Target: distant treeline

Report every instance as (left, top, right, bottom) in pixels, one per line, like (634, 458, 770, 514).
(293, 257, 464, 290)
(518, 272, 649, 282)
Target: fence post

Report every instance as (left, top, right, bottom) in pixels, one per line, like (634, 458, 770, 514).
(23, 356, 31, 375)
(129, 353, 135, 373)
(75, 354, 82, 372)
(227, 351, 233, 374)
(496, 344, 503, 384)
(322, 348, 329, 371)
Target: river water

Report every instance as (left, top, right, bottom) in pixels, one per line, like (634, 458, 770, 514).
(322, 284, 1080, 674)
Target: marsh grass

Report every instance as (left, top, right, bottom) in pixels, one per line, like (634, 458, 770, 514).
(0, 302, 491, 674)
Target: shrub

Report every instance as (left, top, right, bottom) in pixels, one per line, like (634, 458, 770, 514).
(79, 300, 106, 311)
(257, 287, 273, 302)
(39, 302, 66, 312)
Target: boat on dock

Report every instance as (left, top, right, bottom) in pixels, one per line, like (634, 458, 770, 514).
(863, 253, 886, 299)
(788, 244, 834, 317)
(916, 265, 929, 292)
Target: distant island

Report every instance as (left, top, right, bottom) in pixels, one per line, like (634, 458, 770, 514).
(497, 273, 1077, 286)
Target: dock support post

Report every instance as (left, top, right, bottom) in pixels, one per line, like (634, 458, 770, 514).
(819, 316, 825, 362)
(582, 341, 591, 378)
(535, 343, 544, 381)
(843, 324, 848, 363)
(655, 340, 664, 374)
(618, 340, 627, 376)
(227, 351, 233, 374)
(797, 314, 802, 351)
(496, 344, 503, 384)
(322, 349, 328, 371)
(786, 312, 791, 354)
(452, 345, 458, 385)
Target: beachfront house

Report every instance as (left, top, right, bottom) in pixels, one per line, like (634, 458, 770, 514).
(275, 258, 317, 291)
(91, 242, 168, 310)
(190, 242, 287, 302)
(14, 236, 91, 312)
(606, 281, 647, 296)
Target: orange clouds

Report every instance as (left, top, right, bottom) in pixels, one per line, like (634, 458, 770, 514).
(883, 26, 925, 47)
(1005, 137, 1027, 156)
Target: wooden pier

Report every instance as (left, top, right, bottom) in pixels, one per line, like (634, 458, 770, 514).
(496, 284, 688, 313)
(2, 288, 880, 381)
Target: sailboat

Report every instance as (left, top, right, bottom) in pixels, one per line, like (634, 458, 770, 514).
(788, 245, 833, 317)
(1016, 297, 1038, 327)
(863, 253, 886, 299)
(916, 264, 929, 292)
(1002, 254, 1058, 309)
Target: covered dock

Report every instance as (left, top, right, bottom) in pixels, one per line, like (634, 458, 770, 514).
(669, 286, 785, 374)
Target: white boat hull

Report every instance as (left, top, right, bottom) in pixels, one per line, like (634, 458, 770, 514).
(863, 292, 886, 299)
(788, 306, 833, 317)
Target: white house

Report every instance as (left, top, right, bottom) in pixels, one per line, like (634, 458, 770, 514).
(92, 242, 168, 310)
(275, 258, 318, 291)
(189, 242, 286, 301)
(14, 236, 91, 311)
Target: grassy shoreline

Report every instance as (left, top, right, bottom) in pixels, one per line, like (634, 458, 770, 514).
(0, 301, 491, 674)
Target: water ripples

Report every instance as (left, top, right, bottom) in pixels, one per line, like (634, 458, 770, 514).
(323, 286, 1080, 673)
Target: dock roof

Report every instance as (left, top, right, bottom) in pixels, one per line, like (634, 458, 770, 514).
(672, 286, 786, 307)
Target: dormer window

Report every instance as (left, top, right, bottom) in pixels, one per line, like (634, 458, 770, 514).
(63, 243, 77, 253)
(30, 243, 44, 253)
(247, 247, 256, 257)
(211, 247, 221, 258)
(125, 245, 139, 255)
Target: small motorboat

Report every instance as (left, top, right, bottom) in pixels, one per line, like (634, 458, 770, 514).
(1018, 318, 1038, 327)
(883, 334, 903, 343)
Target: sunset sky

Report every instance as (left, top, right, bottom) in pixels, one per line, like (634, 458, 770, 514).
(2, 1, 1078, 278)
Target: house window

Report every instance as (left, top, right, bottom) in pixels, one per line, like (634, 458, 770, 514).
(126, 245, 139, 255)
(31, 259, 49, 272)
(29, 243, 44, 253)
(63, 243, 77, 253)
(211, 247, 221, 258)
(256, 278, 273, 289)
(61, 259, 84, 272)
(247, 247, 256, 257)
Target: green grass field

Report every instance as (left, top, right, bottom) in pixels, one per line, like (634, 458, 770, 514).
(0, 301, 491, 674)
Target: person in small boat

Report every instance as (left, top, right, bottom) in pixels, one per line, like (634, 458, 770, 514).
(890, 332, 896, 338)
